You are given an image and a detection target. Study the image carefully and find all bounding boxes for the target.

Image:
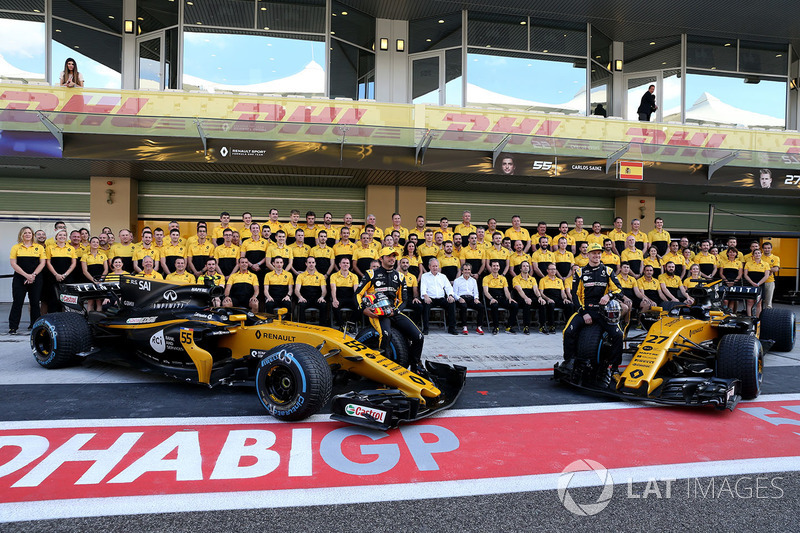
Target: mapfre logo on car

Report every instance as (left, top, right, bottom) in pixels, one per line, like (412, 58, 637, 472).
(345, 404, 387, 423)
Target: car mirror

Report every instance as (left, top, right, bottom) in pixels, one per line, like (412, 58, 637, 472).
(229, 314, 247, 323)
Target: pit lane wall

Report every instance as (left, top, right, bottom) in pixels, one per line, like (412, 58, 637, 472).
(2, 84, 800, 159)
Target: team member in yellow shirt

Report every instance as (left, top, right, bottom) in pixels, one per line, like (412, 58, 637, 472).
(311, 231, 335, 278)
(512, 261, 544, 335)
(330, 257, 359, 327)
(549, 221, 576, 254)
(600, 238, 620, 274)
(288, 229, 312, 275)
(505, 215, 531, 253)
(508, 240, 532, 278)
(353, 232, 379, 277)
(482, 259, 519, 335)
(418, 229, 440, 272)
(263, 256, 294, 315)
(165, 258, 196, 285)
(402, 241, 422, 279)
(9, 226, 46, 334)
(485, 231, 512, 277)
(81, 236, 108, 283)
(743, 249, 769, 317)
(460, 232, 485, 279)
(628, 218, 649, 252)
(282, 209, 302, 245)
(573, 243, 590, 269)
(635, 265, 665, 310)
(223, 257, 259, 312)
(437, 241, 461, 281)
(187, 226, 215, 277)
(693, 239, 718, 280)
(643, 246, 663, 278)
(662, 240, 687, 278)
(110, 229, 136, 272)
(539, 263, 572, 334)
(409, 215, 428, 242)
(620, 235, 644, 277)
(295, 257, 328, 326)
(213, 228, 240, 278)
(658, 261, 693, 309)
(136, 256, 163, 280)
(132, 230, 160, 273)
(569, 216, 589, 252)
(211, 211, 233, 245)
(531, 236, 555, 279)
(553, 236, 576, 280)
(384, 213, 409, 245)
(197, 258, 226, 287)
(454, 210, 477, 239)
(608, 217, 628, 255)
(318, 212, 339, 247)
(648, 217, 671, 256)
(161, 228, 187, 275)
(436, 217, 454, 243)
(616, 262, 639, 315)
(333, 227, 356, 271)
(761, 241, 781, 309)
(586, 221, 606, 248)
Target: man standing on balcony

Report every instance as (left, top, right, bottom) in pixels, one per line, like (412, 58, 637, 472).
(637, 84, 657, 121)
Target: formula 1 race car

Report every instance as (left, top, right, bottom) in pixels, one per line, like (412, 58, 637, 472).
(30, 276, 466, 430)
(554, 280, 796, 410)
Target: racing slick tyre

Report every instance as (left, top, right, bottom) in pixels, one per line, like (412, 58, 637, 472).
(575, 324, 606, 365)
(759, 308, 796, 352)
(255, 343, 333, 421)
(30, 312, 92, 369)
(717, 333, 763, 400)
(354, 327, 410, 368)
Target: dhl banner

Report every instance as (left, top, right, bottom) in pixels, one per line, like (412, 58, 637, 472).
(2, 85, 800, 159)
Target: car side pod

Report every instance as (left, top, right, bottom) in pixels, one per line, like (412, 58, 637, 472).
(330, 361, 467, 430)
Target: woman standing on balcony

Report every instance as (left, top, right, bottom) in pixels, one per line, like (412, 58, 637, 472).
(59, 58, 84, 88)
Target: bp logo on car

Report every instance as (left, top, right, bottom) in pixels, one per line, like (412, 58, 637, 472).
(345, 404, 387, 423)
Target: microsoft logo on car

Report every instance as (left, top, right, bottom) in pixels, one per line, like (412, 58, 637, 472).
(344, 403, 387, 423)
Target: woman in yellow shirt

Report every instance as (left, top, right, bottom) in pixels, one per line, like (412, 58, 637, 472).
(81, 236, 109, 311)
(9, 226, 46, 334)
(743, 249, 768, 317)
(643, 246, 663, 278)
(402, 241, 422, 279)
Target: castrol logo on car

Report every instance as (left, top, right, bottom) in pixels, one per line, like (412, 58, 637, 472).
(345, 404, 387, 423)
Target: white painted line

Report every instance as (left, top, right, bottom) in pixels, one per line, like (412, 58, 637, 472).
(2, 393, 800, 431)
(2, 456, 799, 522)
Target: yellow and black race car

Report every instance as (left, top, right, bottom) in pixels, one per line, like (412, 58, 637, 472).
(31, 276, 466, 430)
(554, 280, 795, 410)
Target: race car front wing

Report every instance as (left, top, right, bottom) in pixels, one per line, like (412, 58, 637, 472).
(554, 359, 741, 411)
(330, 361, 467, 430)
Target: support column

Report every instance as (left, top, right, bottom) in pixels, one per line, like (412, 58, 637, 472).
(397, 186, 426, 224)
(615, 194, 656, 232)
(612, 41, 624, 117)
(375, 19, 409, 103)
(121, 0, 137, 90)
(365, 185, 395, 229)
(90, 177, 138, 233)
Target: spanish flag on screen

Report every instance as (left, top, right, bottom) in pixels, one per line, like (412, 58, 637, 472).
(619, 161, 644, 180)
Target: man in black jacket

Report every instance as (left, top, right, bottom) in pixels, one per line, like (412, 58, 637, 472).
(637, 84, 657, 121)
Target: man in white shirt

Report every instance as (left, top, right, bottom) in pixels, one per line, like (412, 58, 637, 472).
(453, 263, 485, 335)
(419, 258, 457, 335)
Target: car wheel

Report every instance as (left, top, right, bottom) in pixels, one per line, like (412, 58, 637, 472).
(575, 324, 606, 364)
(717, 333, 763, 400)
(30, 313, 92, 369)
(354, 327, 410, 368)
(759, 308, 796, 352)
(255, 343, 332, 421)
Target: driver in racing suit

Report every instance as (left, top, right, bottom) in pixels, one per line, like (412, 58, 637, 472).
(563, 243, 626, 373)
(355, 247, 425, 372)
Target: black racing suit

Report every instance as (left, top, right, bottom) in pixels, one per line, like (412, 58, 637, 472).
(355, 266, 424, 370)
(563, 262, 624, 369)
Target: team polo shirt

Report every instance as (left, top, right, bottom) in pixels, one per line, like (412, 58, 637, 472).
(296, 271, 326, 288)
(616, 274, 636, 290)
(681, 248, 696, 261)
(607, 229, 628, 252)
(586, 233, 606, 247)
(409, 228, 428, 241)
(197, 273, 225, 287)
(454, 223, 477, 238)
(227, 271, 259, 300)
(166, 271, 196, 284)
(104, 271, 129, 283)
(267, 245, 293, 265)
(658, 273, 682, 298)
(485, 246, 512, 270)
(110, 242, 135, 260)
(693, 252, 717, 276)
(403, 271, 418, 289)
(549, 233, 576, 249)
(10, 242, 45, 274)
(509, 252, 532, 272)
(330, 271, 358, 289)
(310, 246, 334, 274)
(600, 252, 620, 267)
(302, 225, 320, 240)
(47, 244, 77, 263)
(333, 241, 356, 265)
(211, 225, 232, 245)
(569, 228, 589, 249)
(717, 258, 742, 282)
(530, 249, 555, 275)
(352, 246, 378, 273)
(402, 254, 421, 271)
(290, 243, 311, 271)
(460, 246, 485, 272)
(318, 225, 338, 242)
(214, 244, 240, 275)
(512, 274, 537, 291)
(648, 229, 671, 256)
(764, 254, 780, 283)
(384, 226, 409, 243)
(662, 252, 686, 275)
(683, 277, 701, 289)
(505, 227, 530, 244)
(744, 260, 769, 284)
(620, 248, 643, 273)
(574, 255, 589, 268)
(133, 247, 160, 269)
(637, 277, 661, 300)
(162, 243, 187, 262)
(539, 276, 565, 301)
(188, 240, 215, 271)
(242, 238, 269, 267)
(44, 237, 57, 249)
(483, 275, 509, 289)
(484, 231, 500, 245)
(137, 270, 163, 280)
(282, 222, 301, 241)
(628, 231, 648, 250)
(553, 250, 575, 278)
(82, 250, 108, 279)
(418, 242, 440, 261)
(434, 228, 453, 243)
(643, 256, 663, 278)
(437, 255, 461, 280)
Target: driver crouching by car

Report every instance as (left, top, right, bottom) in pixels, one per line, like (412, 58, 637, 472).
(563, 243, 627, 374)
(355, 247, 424, 373)
(223, 257, 259, 312)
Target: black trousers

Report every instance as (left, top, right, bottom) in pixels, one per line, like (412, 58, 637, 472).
(9, 274, 43, 330)
(422, 297, 456, 330)
(487, 296, 519, 328)
(332, 296, 358, 327)
(456, 295, 485, 327)
(369, 312, 424, 369)
(517, 289, 538, 327)
(563, 309, 623, 367)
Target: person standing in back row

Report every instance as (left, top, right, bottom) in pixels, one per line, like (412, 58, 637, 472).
(637, 84, 657, 121)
